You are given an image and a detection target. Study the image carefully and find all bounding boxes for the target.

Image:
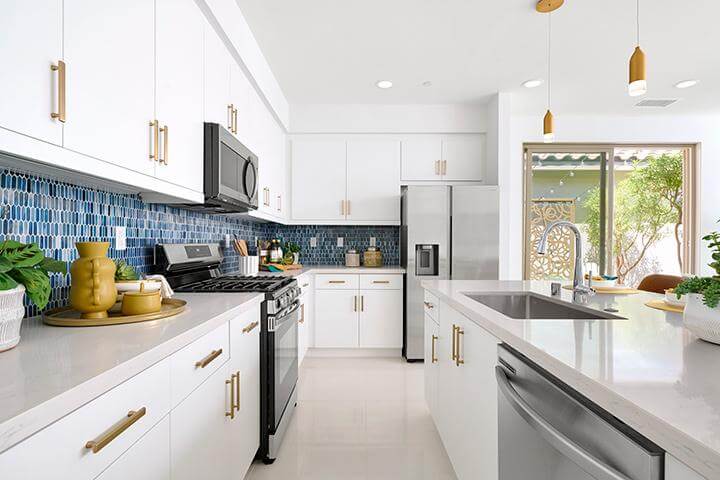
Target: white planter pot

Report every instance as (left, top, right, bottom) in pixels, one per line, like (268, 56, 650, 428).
(293, 253, 300, 265)
(683, 293, 720, 345)
(0, 285, 26, 352)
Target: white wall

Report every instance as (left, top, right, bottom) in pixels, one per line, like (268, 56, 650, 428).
(289, 103, 487, 134)
(499, 109, 720, 279)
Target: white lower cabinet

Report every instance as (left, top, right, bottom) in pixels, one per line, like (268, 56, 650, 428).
(315, 289, 359, 348)
(429, 300, 499, 480)
(96, 415, 170, 480)
(424, 314, 439, 418)
(358, 289, 403, 348)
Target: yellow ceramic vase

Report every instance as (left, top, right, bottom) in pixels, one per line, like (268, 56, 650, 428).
(70, 242, 118, 319)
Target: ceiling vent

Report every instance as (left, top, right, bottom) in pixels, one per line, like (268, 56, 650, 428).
(634, 98, 678, 107)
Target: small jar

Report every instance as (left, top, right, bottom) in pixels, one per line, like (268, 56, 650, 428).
(363, 247, 383, 267)
(345, 249, 360, 267)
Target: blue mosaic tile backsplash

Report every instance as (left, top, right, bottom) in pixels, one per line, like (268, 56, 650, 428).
(1, 168, 399, 316)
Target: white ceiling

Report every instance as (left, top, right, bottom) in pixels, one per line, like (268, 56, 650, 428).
(235, 0, 720, 114)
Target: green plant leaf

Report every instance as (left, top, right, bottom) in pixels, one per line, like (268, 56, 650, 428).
(9, 267, 50, 310)
(3, 242, 44, 268)
(40, 257, 66, 273)
(0, 272, 18, 290)
(0, 257, 13, 273)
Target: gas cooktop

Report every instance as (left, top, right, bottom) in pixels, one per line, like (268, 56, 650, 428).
(173, 275, 294, 293)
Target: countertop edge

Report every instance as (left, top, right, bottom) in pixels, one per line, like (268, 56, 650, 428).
(0, 294, 264, 454)
(423, 283, 720, 480)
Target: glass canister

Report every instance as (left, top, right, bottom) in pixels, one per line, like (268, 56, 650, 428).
(363, 247, 383, 267)
(345, 249, 360, 267)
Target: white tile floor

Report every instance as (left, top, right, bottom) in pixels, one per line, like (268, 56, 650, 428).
(246, 357, 457, 480)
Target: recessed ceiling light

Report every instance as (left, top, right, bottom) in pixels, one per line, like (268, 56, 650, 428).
(422, 81, 433, 87)
(675, 79, 698, 89)
(376, 80, 393, 89)
(522, 79, 544, 89)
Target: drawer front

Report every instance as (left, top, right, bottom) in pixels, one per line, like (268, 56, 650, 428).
(424, 291, 438, 321)
(0, 358, 171, 480)
(170, 322, 229, 407)
(359, 274, 403, 290)
(297, 273, 313, 297)
(315, 274, 359, 290)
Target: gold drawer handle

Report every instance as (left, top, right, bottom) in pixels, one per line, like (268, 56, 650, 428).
(195, 348, 223, 368)
(424, 301, 434, 309)
(51, 60, 66, 122)
(302, 283, 310, 288)
(85, 407, 146, 454)
(299, 304, 305, 324)
(226, 373, 237, 419)
(451, 324, 457, 361)
(227, 103, 234, 131)
(372, 280, 390, 284)
(159, 124, 169, 164)
(242, 321, 259, 333)
(328, 280, 346, 284)
(431, 335, 438, 363)
(456, 328, 465, 366)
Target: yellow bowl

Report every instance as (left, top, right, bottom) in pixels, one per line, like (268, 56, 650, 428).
(121, 284, 162, 315)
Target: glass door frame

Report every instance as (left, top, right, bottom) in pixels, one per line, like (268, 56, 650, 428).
(523, 143, 698, 280)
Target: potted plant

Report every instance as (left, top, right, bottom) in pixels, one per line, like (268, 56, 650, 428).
(675, 224, 720, 344)
(284, 241, 301, 265)
(0, 240, 65, 351)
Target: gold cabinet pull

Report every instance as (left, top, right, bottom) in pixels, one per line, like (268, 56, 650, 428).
(328, 280, 346, 284)
(227, 104, 234, 131)
(360, 295, 364, 312)
(226, 374, 236, 419)
(441, 160, 447, 175)
(373, 280, 390, 284)
(242, 321, 259, 333)
(277, 194, 281, 212)
(451, 325, 457, 361)
(85, 407, 146, 453)
(233, 107, 238, 134)
(346, 200, 351, 216)
(340, 200, 345, 216)
(424, 301, 434, 309)
(302, 283, 310, 288)
(299, 304, 305, 324)
(435, 160, 440, 175)
(353, 295, 357, 312)
(233, 371, 240, 413)
(50, 60, 66, 122)
(148, 120, 159, 161)
(195, 348, 223, 368)
(456, 328, 465, 366)
(431, 335, 438, 363)
(159, 124, 169, 164)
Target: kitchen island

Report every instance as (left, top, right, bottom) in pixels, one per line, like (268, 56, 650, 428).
(423, 279, 718, 480)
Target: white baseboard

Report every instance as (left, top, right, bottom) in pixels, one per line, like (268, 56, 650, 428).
(306, 348, 402, 358)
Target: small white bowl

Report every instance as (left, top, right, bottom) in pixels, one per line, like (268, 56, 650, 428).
(585, 276, 617, 288)
(665, 289, 687, 307)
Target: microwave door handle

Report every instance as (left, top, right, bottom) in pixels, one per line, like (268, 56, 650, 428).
(495, 367, 632, 480)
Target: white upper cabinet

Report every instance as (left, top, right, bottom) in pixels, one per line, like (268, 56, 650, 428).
(0, 0, 63, 146)
(63, 0, 156, 177)
(346, 140, 400, 222)
(154, 0, 204, 193)
(442, 134, 484, 181)
(401, 136, 442, 181)
(291, 139, 347, 221)
(203, 22, 232, 128)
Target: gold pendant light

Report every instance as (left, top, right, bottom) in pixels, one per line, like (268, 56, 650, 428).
(628, 0, 647, 96)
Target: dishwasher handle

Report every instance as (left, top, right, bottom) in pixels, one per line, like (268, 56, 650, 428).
(495, 366, 632, 480)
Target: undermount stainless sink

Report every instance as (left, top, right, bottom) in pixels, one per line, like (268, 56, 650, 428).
(465, 292, 624, 320)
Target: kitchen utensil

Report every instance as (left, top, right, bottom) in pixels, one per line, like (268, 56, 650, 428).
(363, 247, 383, 267)
(43, 298, 187, 327)
(345, 249, 360, 267)
(69, 242, 117, 319)
(238, 256, 260, 275)
(121, 283, 162, 315)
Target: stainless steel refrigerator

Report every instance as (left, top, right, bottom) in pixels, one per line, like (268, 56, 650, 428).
(401, 185, 499, 361)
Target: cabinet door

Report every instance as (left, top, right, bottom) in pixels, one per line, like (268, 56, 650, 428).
(401, 136, 442, 181)
(315, 290, 359, 348)
(346, 140, 400, 222)
(229, 307, 261, 477)
(358, 290, 402, 348)
(0, 0, 63, 145)
(154, 0, 204, 193)
(436, 302, 463, 476)
(291, 140, 347, 221)
(96, 416, 170, 480)
(424, 315, 439, 417)
(203, 22, 232, 128)
(63, 0, 155, 176)
(171, 363, 233, 480)
(441, 135, 484, 181)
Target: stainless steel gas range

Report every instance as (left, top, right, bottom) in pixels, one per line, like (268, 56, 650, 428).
(153, 243, 300, 464)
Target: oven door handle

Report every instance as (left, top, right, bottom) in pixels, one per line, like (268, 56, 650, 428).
(495, 366, 632, 480)
(270, 301, 301, 328)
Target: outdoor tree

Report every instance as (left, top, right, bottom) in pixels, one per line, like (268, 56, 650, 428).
(584, 153, 683, 285)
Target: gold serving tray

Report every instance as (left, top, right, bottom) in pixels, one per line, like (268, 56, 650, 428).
(43, 299, 187, 327)
(645, 299, 685, 314)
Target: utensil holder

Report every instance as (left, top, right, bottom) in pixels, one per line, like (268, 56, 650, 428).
(238, 256, 259, 276)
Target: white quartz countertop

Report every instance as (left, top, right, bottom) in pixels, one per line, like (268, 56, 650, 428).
(261, 265, 405, 277)
(0, 292, 264, 453)
(422, 280, 720, 479)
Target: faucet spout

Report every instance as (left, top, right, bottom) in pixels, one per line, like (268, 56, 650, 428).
(536, 220, 593, 300)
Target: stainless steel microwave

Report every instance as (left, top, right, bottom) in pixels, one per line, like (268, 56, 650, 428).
(182, 123, 258, 213)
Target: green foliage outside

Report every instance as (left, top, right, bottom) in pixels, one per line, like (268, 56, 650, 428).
(584, 153, 683, 285)
(0, 240, 66, 310)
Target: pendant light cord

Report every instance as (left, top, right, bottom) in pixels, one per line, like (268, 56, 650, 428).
(636, 0, 640, 46)
(547, 13, 552, 109)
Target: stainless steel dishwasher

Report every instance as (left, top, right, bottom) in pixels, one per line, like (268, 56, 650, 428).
(496, 345, 664, 480)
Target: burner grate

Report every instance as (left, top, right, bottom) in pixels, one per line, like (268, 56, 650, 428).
(174, 275, 291, 293)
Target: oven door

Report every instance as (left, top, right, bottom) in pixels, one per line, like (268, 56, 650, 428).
(268, 300, 299, 431)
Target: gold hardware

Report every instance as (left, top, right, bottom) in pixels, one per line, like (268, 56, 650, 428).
(159, 125, 169, 164)
(277, 195, 281, 212)
(233, 106, 238, 134)
(340, 200, 346, 216)
(242, 321, 259, 333)
(328, 280, 346, 284)
(85, 407, 146, 453)
(435, 160, 440, 175)
(373, 280, 390, 284)
(299, 304, 305, 324)
(353, 295, 357, 312)
(424, 301, 434, 309)
(456, 328, 465, 366)
(148, 120, 159, 161)
(535, 0, 564, 13)
(51, 60, 66, 122)
(302, 283, 310, 288)
(441, 160, 447, 175)
(431, 335, 438, 363)
(226, 375, 235, 419)
(360, 295, 364, 312)
(195, 348, 223, 368)
(234, 371, 240, 413)
(347, 200, 351, 216)
(451, 324, 457, 361)
(227, 104, 234, 131)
